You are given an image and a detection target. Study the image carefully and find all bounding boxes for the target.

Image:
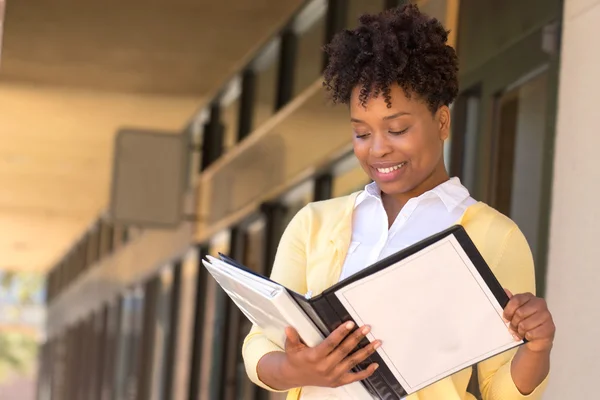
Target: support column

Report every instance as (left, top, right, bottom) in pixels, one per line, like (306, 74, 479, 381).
(545, 1, 600, 398)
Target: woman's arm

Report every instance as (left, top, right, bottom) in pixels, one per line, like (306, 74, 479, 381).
(256, 324, 379, 391)
(510, 347, 551, 395)
(256, 351, 292, 391)
(504, 289, 554, 395)
(242, 206, 310, 390)
(477, 226, 553, 400)
(242, 204, 380, 391)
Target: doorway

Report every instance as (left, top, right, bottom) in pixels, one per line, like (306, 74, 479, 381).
(451, 21, 560, 296)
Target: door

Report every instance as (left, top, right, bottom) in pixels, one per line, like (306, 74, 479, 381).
(449, 4, 562, 399)
(450, 21, 560, 297)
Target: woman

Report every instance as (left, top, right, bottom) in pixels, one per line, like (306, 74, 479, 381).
(243, 5, 554, 400)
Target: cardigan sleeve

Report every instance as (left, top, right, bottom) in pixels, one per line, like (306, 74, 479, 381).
(477, 225, 549, 400)
(242, 205, 310, 391)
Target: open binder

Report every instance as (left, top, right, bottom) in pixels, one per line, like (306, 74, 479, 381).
(202, 225, 524, 400)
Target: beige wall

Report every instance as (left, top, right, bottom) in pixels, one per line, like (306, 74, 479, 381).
(545, 0, 600, 398)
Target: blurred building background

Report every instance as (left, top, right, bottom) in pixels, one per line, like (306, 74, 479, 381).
(0, 0, 597, 399)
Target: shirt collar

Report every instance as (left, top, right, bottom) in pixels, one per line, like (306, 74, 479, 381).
(356, 177, 471, 212)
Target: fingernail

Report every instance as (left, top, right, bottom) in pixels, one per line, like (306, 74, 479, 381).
(508, 328, 520, 341)
(373, 363, 379, 371)
(362, 326, 371, 335)
(373, 341, 381, 350)
(345, 321, 355, 330)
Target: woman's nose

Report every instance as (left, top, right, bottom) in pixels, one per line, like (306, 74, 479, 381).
(369, 133, 393, 158)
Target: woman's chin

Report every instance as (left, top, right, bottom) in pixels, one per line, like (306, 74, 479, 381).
(375, 180, 416, 197)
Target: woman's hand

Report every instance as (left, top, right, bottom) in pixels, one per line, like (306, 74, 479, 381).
(503, 289, 555, 353)
(280, 321, 381, 389)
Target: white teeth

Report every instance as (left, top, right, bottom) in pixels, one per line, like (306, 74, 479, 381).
(376, 163, 406, 174)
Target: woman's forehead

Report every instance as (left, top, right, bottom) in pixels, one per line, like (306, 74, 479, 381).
(350, 86, 426, 117)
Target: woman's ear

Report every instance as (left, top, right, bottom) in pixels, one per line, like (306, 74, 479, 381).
(437, 105, 451, 141)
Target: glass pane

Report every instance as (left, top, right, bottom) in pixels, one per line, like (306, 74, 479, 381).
(347, 0, 386, 28)
(222, 77, 242, 151)
(198, 232, 231, 399)
(415, 0, 460, 47)
(114, 289, 144, 400)
(150, 268, 173, 399)
(113, 297, 129, 400)
(171, 250, 199, 400)
(244, 220, 266, 275)
(253, 40, 280, 129)
(450, 89, 480, 192)
(332, 154, 371, 197)
(101, 301, 119, 400)
(236, 220, 266, 400)
(293, 1, 327, 97)
(129, 289, 145, 400)
(281, 180, 314, 229)
(493, 71, 549, 265)
(189, 111, 207, 182)
(415, 0, 448, 21)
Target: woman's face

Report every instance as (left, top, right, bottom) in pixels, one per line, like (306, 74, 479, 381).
(350, 84, 450, 198)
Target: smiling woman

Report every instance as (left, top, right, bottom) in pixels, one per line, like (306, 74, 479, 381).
(323, 4, 458, 218)
(349, 84, 452, 221)
(242, 5, 554, 400)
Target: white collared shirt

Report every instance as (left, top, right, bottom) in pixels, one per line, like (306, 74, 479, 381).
(300, 177, 476, 400)
(338, 177, 477, 281)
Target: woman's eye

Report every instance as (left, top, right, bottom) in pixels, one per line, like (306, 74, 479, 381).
(389, 128, 409, 135)
(355, 132, 370, 139)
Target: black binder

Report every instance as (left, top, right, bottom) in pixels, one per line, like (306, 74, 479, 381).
(215, 225, 522, 400)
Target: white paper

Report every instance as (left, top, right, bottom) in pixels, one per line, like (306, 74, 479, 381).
(335, 234, 522, 394)
(202, 256, 375, 400)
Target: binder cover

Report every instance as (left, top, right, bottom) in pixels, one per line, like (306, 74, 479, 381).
(204, 225, 524, 399)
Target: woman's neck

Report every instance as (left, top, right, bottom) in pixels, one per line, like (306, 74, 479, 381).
(381, 165, 449, 227)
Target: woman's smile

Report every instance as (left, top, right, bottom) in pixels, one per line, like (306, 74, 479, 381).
(370, 161, 409, 182)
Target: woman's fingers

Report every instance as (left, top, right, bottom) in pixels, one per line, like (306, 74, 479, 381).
(337, 340, 381, 372)
(285, 326, 306, 352)
(515, 310, 547, 338)
(283, 321, 382, 388)
(314, 321, 356, 358)
(329, 325, 371, 364)
(508, 299, 539, 333)
(335, 362, 379, 387)
(503, 292, 534, 322)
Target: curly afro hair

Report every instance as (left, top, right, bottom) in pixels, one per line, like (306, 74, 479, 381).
(323, 4, 459, 113)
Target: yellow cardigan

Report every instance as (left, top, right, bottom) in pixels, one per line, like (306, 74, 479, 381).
(242, 192, 548, 400)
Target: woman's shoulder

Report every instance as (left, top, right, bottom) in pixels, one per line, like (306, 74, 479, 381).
(465, 203, 535, 291)
(288, 192, 360, 233)
(298, 192, 360, 219)
(463, 201, 520, 235)
(463, 202, 532, 265)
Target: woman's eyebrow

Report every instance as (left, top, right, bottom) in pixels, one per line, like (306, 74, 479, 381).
(350, 111, 411, 123)
(382, 111, 411, 120)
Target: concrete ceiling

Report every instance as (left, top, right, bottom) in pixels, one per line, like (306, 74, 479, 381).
(1, 0, 304, 94)
(0, 0, 304, 272)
